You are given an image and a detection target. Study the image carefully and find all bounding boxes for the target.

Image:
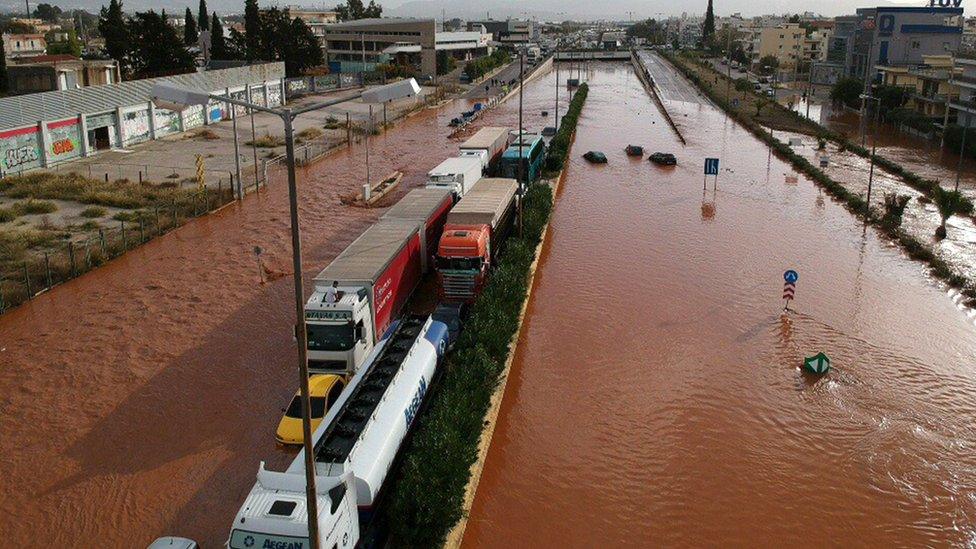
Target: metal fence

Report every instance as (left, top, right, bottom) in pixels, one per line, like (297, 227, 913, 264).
(0, 186, 236, 312)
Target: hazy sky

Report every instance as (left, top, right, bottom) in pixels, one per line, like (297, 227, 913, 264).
(0, 0, 945, 18)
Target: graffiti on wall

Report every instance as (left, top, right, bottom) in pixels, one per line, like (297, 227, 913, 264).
(0, 126, 42, 174)
(208, 97, 227, 122)
(231, 88, 248, 117)
(183, 105, 204, 130)
(154, 108, 181, 137)
(47, 118, 82, 162)
(266, 83, 282, 107)
(122, 108, 151, 145)
(250, 86, 266, 108)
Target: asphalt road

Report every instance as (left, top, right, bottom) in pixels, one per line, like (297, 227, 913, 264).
(637, 50, 706, 104)
(462, 59, 535, 100)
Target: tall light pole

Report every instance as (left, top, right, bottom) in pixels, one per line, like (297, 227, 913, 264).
(555, 42, 560, 132)
(861, 93, 881, 217)
(858, 17, 876, 147)
(955, 100, 973, 192)
(151, 77, 420, 549)
(518, 45, 525, 235)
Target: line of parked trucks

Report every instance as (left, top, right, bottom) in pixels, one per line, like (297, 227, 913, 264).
(224, 126, 543, 549)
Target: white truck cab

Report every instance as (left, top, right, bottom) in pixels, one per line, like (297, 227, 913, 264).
(305, 287, 374, 376)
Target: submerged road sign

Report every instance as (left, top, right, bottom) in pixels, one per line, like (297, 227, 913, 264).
(803, 352, 831, 374)
(704, 157, 720, 175)
(783, 269, 798, 310)
(784, 270, 798, 284)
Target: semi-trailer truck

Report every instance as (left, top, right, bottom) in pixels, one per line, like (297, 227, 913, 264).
(458, 126, 511, 174)
(436, 177, 519, 302)
(227, 315, 448, 549)
(425, 156, 483, 199)
(305, 189, 452, 375)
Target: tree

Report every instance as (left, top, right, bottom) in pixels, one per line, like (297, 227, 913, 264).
(627, 18, 665, 46)
(335, 0, 381, 21)
(244, 0, 260, 61)
(197, 0, 209, 31)
(932, 187, 965, 239)
(33, 3, 63, 22)
(127, 10, 195, 78)
(0, 38, 7, 94)
(210, 12, 227, 59)
(874, 84, 911, 121)
(754, 96, 767, 116)
(758, 55, 779, 75)
(701, 0, 715, 47)
(436, 50, 455, 75)
(47, 28, 82, 56)
(184, 7, 198, 45)
(227, 27, 247, 59)
(830, 77, 863, 109)
(284, 16, 324, 76)
(734, 77, 753, 93)
(99, 0, 130, 73)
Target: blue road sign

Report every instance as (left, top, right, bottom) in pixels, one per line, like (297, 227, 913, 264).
(784, 270, 799, 284)
(704, 157, 720, 175)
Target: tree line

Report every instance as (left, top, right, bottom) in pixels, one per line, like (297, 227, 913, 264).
(98, 0, 324, 79)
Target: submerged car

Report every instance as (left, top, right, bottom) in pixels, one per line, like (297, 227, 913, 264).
(625, 145, 644, 157)
(649, 152, 677, 165)
(583, 151, 608, 164)
(275, 374, 346, 445)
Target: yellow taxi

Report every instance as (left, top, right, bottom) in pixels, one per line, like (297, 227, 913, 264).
(275, 374, 346, 445)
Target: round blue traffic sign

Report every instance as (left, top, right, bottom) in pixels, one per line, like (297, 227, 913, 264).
(784, 270, 799, 284)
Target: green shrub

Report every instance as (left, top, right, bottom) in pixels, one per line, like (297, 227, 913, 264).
(545, 83, 589, 174)
(79, 206, 108, 218)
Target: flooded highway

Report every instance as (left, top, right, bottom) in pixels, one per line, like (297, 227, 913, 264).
(0, 67, 558, 546)
(462, 61, 976, 546)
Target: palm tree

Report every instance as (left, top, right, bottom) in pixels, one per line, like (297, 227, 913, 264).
(932, 187, 965, 239)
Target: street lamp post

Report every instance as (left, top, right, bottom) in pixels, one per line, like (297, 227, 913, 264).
(955, 101, 973, 193)
(151, 77, 421, 549)
(518, 46, 525, 236)
(861, 93, 881, 217)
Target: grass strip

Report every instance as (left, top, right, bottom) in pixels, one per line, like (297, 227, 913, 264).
(382, 84, 589, 548)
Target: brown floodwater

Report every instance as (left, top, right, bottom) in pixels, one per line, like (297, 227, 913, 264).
(463, 62, 976, 547)
(0, 69, 560, 547)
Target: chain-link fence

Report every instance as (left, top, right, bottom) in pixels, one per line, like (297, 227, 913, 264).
(0, 186, 236, 312)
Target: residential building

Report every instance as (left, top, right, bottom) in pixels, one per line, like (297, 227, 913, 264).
(950, 56, 976, 127)
(753, 23, 806, 69)
(6, 54, 121, 95)
(811, 15, 859, 85)
(2, 33, 47, 59)
(600, 31, 625, 50)
(878, 54, 960, 124)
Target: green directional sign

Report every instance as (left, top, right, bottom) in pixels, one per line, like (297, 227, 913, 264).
(803, 352, 831, 374)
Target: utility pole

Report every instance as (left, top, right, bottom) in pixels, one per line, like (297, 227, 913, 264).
(518, 47, 524, 236)
(555, 43, 559, 132)
(859, 17, 876, 146)
(361, 32, 366, 87)
(956, 107, 970, 192)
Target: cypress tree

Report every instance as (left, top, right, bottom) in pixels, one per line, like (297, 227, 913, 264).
(244, 0, 260, 62)
(0, 39, 7, 94)
(210, 12, 227, 59)
(702, 0, 716, 46)
(184, 7, 198, 45)
(198, 0, 209, 31)
(98, 0, 130, 75)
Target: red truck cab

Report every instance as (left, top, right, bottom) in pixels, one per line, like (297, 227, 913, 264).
(437, 226, 491, 300)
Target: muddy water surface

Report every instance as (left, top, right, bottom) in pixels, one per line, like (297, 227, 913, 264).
(0, 68, 558, 547)
(463, 62, 976, 547)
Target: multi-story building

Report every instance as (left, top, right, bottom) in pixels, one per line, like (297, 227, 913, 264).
(321, 18, 490, 76)
(852, 6, 963, 84)
(2, 33, 47, 59)
(878, 55, 960, 123)
(950, 56, 976, 127)
(753, 23, 806, 69)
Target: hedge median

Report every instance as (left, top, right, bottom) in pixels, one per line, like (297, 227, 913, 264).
(381, 84, 589, 547)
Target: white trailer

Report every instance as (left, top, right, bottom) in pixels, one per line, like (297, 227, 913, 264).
(459, 126, 510, 173)
(227, 315, 450, 549)
(425, 156, 483, 199)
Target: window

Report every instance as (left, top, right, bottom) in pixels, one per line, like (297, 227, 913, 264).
(284, 395, 327, 418)
(327, 381, 345, 409)
(307, 323, 355, 351)
(436, 255, 483, 270)
(268, 500, 297, 517)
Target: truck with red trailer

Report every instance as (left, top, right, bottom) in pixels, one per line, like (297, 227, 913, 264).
(305, 188, 452, 375)
(435, 177, 519, 302)
(458, 126, 512, 175)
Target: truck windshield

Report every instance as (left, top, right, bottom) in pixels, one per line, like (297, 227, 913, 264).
(436, 256, 483, 271)
(307, 322, 355, 351)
